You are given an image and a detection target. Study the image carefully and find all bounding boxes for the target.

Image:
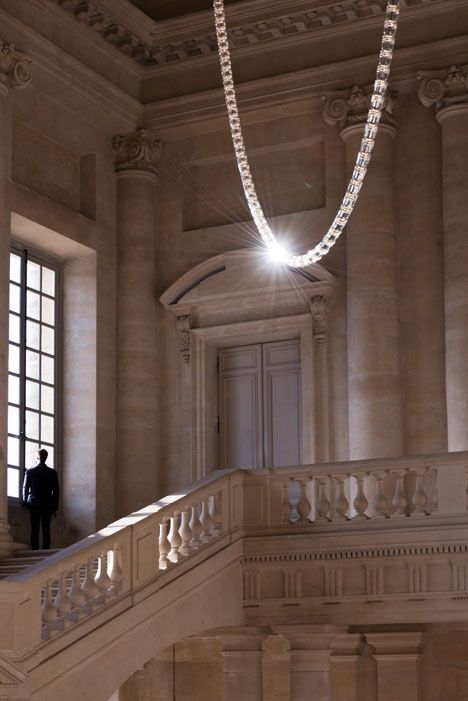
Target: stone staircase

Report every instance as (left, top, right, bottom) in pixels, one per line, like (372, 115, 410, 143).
(0, 548, 60, 579)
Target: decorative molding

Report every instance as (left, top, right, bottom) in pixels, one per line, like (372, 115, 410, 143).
(0, 40, 32, 97)
(309, 295, 327, 344)
(176, 314, 193, 364)
(55, 0, 447, 69)
(322, 84, 398, 129)
(418, 65, 468, 112)
(113, 129, 162, 174)
(242, 542, 468, 564)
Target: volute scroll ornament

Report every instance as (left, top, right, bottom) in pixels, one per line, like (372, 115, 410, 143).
(0, 40, 32, 97)
(418, 65, 468, 111)
(113, 129, 162, 175)
(322, 85, 399, 129)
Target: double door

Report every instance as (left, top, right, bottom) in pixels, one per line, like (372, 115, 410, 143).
(218, 339, 302, 470)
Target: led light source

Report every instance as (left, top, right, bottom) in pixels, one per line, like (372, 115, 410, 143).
(266, 241, 291, 265)
(213, 1, 400, 267)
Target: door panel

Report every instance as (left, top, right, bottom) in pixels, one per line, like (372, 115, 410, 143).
(218, 345, 262, 469)
(263, 340, 301, 468)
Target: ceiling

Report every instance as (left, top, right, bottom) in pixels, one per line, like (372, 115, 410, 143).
(128, 0, 246, 22)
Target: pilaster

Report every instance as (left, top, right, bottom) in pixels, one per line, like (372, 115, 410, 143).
(0, 39, 32, 552)
(113, 129, 162, 516)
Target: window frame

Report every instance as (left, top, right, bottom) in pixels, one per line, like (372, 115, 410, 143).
(7, 242, 62, 504)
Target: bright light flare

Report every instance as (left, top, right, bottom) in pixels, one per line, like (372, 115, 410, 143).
(266, 241, 291, 265)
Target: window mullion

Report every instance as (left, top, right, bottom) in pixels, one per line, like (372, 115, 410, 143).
(19, 250, 27, 488)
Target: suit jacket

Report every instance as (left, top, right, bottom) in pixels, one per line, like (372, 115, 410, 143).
(23, 463, 60, 512)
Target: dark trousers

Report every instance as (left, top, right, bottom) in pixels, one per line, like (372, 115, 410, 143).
(29, 508, 52, 550)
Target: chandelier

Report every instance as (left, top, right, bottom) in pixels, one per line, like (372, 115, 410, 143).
(213, 1, 401, 267)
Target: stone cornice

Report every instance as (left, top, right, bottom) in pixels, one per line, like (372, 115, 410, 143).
(0, 39, 32, 97)
(54, 0, 454, 69)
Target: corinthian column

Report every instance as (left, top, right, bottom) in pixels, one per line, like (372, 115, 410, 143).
(0, 40, 32, 553)
(323, 86, 403, 459)
(418, 66, 468, 451)
(113, 130, 162, 516)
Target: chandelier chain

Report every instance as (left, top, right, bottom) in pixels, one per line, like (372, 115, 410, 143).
(213, 0, 401, 267)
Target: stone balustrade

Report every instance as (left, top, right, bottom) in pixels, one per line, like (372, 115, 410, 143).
(0, 453, 467, 660)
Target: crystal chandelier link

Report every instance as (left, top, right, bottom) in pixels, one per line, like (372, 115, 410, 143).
(213, 0, 401, 267)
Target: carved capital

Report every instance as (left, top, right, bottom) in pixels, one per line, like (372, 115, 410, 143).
(176, 314, 193, 364)
(0, 41, 32, 97)
(310, 296, 327, 346)
(418, 65, 468, 112)
(322, 85, 398, 129)
(113, 129, 162, 175)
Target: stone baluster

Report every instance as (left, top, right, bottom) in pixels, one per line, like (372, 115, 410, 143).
(158, 520, 171, 569)
(200, 499, 214, 543)
(0, 41, 32, 554)
(334, 475, 350, 520)
(352, 473, 369, 519)
(315, 478, 331, 521)
(189, 506, 202, 549)
(209, 493, 222, 536)
(95, 550, 112, 603)
(69, 564, 85, 620)
(41, 580, 57, 639)
(391, 470, 407, 517)
(178, 510, 192, 556)
(373, 471, 389, 518)
(53, 573, 71, 629)
(419, 66, 468, 451)
(412, 467, 429, 516)
(323, 86, 403, 460)
(296, 478, 311, 523)
(108, 545, 123, 595)
(282, 481, 292, 523)
(167, 514, 182, 563)
(113, 130, 162, 516)
(82, 557, 99, 612)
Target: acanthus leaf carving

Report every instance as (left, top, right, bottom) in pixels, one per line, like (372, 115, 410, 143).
(322, 84, 398, 129)
(176, 314, 193, 364)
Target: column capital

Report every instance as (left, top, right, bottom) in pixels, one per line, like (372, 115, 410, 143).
(322, 84, 398, 130)
(113, 128, 162, 175)
(418, 65, 468, 113)
(0, 40, 32, 97)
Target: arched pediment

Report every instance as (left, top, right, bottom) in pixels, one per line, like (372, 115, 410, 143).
(160, 248, 337, 327)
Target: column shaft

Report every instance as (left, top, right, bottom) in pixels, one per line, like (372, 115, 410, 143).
(344, 124, 403, 459)
(115, 169, 159, 515)
(438, 105, 468, 450)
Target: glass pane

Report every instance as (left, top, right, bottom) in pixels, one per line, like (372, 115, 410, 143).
(8, 344, 19, 375)
(10, 254, 21, 284)
(9, 313, 20, 343)
(26, 350, 40, 380)
(41, 415, 54, 444)
(27, 260, 41, 291)
(27, 290, 40, 320)
(8, 375, 19, 405)
(8, 405, 20, 436)
(26, 380, 40, 410)
(41, 325, 54, 355)
(25, 440, 38, 469)
(41, 384, 54, 414)
(42, 268, 55, 297)
(41, 355, 54, 384)
(26, 320, 40, 350)
(41, 296, 55, 326)
(7, 468, 19, 498)
(26, 410, 39, 441)
(7, 436, 19, 466)
(9, 283, 20, 313)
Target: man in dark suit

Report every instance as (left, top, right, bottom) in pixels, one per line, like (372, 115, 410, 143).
(22, 448, 60, 550)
